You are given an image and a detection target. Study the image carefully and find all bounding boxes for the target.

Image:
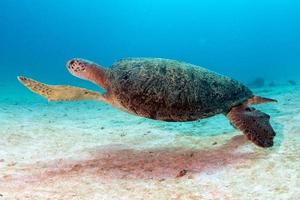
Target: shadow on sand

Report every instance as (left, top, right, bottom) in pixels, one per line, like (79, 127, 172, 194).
(6, 135, 272, 186)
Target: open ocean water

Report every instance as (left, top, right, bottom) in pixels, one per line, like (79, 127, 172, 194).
(0, 1, 299, 199)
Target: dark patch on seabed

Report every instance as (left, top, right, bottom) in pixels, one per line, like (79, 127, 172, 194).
(1, 135, 270, 187)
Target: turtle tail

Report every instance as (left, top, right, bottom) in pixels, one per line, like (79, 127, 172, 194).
(247, 96, 277, 105)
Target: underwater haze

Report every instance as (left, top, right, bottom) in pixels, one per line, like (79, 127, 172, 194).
(1, 1, 300, 200)
(1, 0, 300, 84)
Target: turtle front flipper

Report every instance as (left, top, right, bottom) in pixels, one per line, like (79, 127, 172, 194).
(66, 59, 108, 90)
(18, 76, 108, 102)
(226, 105, 276, 148)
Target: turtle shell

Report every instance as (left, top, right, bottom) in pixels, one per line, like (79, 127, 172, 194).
(106, 58, 253, 122)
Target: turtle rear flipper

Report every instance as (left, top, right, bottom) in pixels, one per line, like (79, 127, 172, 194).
(18, 76, 108, 102)
(227, 105, 276, 148)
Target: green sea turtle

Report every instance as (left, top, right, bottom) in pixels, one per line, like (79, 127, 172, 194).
(18, 58, 277, 147)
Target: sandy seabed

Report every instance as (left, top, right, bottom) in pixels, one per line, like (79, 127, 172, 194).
(0, 83, 299, 200)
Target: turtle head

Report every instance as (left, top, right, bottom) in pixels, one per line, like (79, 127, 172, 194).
(66, 59, 107, 89)
(66, 58, 96, 79)
(67, 58, 94, 72)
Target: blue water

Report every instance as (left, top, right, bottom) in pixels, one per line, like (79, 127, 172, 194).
(1, 2, 300, 198)
(1, 0, 300, 85)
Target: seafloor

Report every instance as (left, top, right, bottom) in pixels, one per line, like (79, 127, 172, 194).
(0, 82, 299, 200)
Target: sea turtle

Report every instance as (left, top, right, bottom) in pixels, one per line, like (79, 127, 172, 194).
(18, 58, 277, 147)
